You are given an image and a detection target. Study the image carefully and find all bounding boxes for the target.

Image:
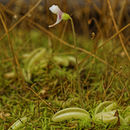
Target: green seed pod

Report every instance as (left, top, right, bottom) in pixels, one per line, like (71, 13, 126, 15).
(52, 107, 91, 122)
(62, 13, 71, 21)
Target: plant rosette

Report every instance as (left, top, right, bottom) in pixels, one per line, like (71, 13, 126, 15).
(93, 101, 118, 125)
(120, 106, 130, 126)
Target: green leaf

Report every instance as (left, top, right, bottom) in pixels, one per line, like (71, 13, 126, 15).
(52, 107, 91, 122)
(102, 102, 117, 112)
(8, 117, 27, 130)
(94, 110, 118, 124)
(95, 101, 113, 114)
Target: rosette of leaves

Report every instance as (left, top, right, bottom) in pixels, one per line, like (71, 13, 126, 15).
(123, 106, 130, 124)
(53, 55, 76, 67)
(51, 101, 129, 128)
(51, 102, 117, 124)
(119, 106, 130, 126)
(22, 48, 76, 82)
(22, 48, 51, 82)
(93, 101, 118, 125)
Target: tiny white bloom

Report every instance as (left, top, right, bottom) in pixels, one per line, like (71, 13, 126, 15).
(49, 5, 62, 14)
(49, 5, 71, 28)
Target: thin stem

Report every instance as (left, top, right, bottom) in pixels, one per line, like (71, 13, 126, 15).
(70, 18, 82, 97)
(59, 21, 68, 50)
(98, 23, 130, 49)
(26, 83, 55, 113)
(0, 13, 18, 77)
(107, 0, 130, 61)
(28, 19, 127, 78)
(70, 18, 76, 47)
(0, 0, 42, 42)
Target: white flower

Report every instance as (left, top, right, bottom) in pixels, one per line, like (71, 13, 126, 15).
(49, 5, 62, 14)
(49, 5, 63, 27)
(49, 5, 71, 28)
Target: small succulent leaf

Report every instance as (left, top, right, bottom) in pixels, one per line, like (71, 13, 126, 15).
(52, 112, 90, 122)
(23, 48, 48, 81)
(22, 69, 30, 82)
(94, 110, 118, 124)
(53, 56, 69, 66)
(8, 117, 27, 130)
(53, 107, 90, 116)
(24, 48, 43, 65)
(95, 101, 113, 114)
(119, 115, 128, 126)
(53, 55, 76, 67)
(67, 56, 76, 65)
(124, 106, 130, 118)
(52, 107, 91, 122)
(125, 115, 130, 124)
(103, 102, 117, 112)
(27, 48, 46, 72)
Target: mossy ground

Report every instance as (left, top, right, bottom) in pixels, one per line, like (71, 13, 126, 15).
(0, 30, 129, 129)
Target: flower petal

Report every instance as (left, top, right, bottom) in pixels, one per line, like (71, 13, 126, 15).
(49, 5, 62, 14)
(49, 5, 64, 27)
(49, 13, 62, 28)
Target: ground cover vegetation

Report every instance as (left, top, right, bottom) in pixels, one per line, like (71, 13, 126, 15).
(0, 0, 130, 129)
